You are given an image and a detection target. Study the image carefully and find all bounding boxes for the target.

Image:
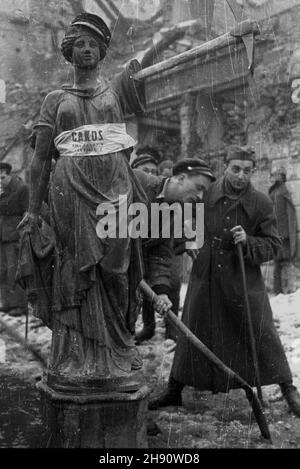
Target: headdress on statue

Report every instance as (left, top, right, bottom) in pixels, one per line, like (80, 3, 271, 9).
(173, 158, 216, 181)
(61, 12, 111, 63)
(0, 161, 12, 173)
(226, 145, 256, 167)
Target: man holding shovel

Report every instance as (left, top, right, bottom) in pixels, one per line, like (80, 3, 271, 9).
(149, 145, 300, 417)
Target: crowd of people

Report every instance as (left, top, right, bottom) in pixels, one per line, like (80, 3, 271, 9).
(0, 12, 299, 435)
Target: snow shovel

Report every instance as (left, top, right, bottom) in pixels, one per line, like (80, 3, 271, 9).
(139, 279, 272, 442)
(236, 242, 263, 404)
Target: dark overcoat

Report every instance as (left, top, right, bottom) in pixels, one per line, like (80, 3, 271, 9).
(0, 175, 29, 310)
(0, 175, 29, 242)
(172, 178, 292, 391)
(134, 169, 174, 296)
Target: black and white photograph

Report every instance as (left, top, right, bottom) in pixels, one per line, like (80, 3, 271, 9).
(0, 0, 300, 453)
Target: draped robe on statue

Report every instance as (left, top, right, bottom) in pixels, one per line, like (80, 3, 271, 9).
(17, 63, 148, 392)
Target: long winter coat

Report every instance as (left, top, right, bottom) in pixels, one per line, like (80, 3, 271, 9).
(172, 178, 292, 391)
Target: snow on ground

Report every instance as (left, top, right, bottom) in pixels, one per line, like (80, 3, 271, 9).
(270, 290, 300, 390)
(138, 286, 300, 389)
(0, 286, 300, 448)
(137, 286, 300, 448)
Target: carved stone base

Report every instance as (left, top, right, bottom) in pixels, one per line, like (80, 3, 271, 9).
(37, 380, 151, 448)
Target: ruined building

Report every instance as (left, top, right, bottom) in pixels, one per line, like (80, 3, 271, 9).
(1, 0, 300, 264)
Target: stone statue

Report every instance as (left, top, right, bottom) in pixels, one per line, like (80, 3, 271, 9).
(17, 12, 147, 393)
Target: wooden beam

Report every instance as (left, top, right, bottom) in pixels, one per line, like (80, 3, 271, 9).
(134, 20, 259, 82)
(142, 38, 270, 108)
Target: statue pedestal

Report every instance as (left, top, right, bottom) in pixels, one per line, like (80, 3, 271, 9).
(37, 380, 151, 448)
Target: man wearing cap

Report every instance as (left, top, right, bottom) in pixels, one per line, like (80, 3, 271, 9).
(132, 149, 194, 344)
(0, 162, 29, 315)
(149, 145, 300, 417)
(133, 157, 215, 331)
(131, 146, 159, 176)
(269, 167, 297, 294)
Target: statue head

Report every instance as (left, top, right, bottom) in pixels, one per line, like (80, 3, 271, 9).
(61, 12, 111, 66)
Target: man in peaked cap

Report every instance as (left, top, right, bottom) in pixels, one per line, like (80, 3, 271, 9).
(173, 157, 217, 179)
(149, 146, 300, 417)
(133, 157, 215, 344)
(162, 157, 216, 202)
(131, 146, 159, 176)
